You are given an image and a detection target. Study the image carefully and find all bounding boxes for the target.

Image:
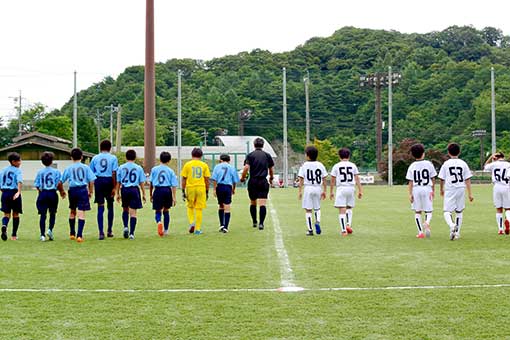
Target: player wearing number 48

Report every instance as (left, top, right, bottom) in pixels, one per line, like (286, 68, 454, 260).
(483, 152, 510, 235)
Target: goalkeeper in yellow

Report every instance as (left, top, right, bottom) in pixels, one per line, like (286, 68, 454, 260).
(181, 148, 211, 235)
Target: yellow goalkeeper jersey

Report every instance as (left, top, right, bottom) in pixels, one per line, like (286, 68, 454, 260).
(181, 159, 210, 187)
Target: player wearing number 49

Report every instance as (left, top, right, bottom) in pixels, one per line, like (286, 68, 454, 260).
(438, 143, 473, 241)
(483, 152, 510, 235)
(298, 146, 327, 236)
(330, 148, 363, 236)
(149, 151, 178, 237)
(406, 144, 437, 239)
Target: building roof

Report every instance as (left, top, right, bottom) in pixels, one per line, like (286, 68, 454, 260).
(12, 131, 72, 145)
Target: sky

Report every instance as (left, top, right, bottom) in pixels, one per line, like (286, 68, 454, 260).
(1, 0, 509, 122)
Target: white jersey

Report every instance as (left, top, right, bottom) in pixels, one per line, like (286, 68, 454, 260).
(298, 161, 328, 186)
(484, 160, 510, 187)
(331, 161, 359, 187)
(406, 160, 437, 187)
(438, 158, 472, 190)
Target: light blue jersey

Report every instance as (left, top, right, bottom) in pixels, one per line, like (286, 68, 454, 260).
(117, 162, 146, 188)
(0, 165, 23, 190)
(89, 152, 119, 178)
(211, 162, 240, 186)
(62, 162, 96, 187)
(150, 164, 178, 188)
(34, 166, 61, 191)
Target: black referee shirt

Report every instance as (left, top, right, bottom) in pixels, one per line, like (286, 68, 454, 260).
(245, 149, 274, 178)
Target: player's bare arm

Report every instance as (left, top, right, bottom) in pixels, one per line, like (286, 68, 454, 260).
(329, 176, 336, 200)
(355, 174, 363, 199)
(268, 167, 274, 186)
(139, 182, 146, 204)
(181, 177, 187, 201)
(111, 171, 117, 197)
(116, 182, 122, 203)
(298, 176, 304, 200)
(440, 179, 445, 197)
(430, 178, 435, 199)
(171, 186, 177, 206)
(408, 181, 414, 203)
(212, 179, 217, 197)
(58, 181, 66, 199)
(240, 164, 249, 182)
(149, 182, 154, 203)
(321, 176, 327, 200)
(13, 182, 22, 200)
(466, 178, 474, 202)
(88, 181, 94, 199)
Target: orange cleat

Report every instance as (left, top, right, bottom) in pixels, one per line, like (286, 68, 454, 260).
(10, 236, 17, 241)
(157, 222, 164, 237)
(416, 233, 425, 239)
(341, 231, 348, 237)
(499, 230, 504, 235)
(346, 226, 353, 234)
(76, 237, 84, 243)
(505, 220, 510, 235)
(69, 235, 76, 240)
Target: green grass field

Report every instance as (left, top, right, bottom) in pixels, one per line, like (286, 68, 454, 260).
(1, 184, 509, 339)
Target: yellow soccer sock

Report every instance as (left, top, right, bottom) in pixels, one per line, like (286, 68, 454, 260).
(187, 207, 195, 225)
(195, 209, 203, 231)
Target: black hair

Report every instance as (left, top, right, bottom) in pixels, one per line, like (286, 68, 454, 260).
(253, 138, 264, 149)
(447, 143, 461, 157)
(410, 143, 425, 159)
(494, 152, 505, 159)
(41, 151, 54, 166)
(305, 146, 318, 161)
(220, 154, 230, 162)
(100, 140, 112, 152)
(191, 148, 203, 158)
(338, 148, 351, 160)
(70, 148, 83, 161)
(126, 149, 137, 161)
(7, 152, 20, 164)
(160, 151, 171, 163)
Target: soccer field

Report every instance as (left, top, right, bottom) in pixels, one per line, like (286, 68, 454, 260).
(1, 184, 509, 339)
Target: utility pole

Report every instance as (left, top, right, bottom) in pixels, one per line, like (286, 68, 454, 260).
(472, 129, 486, 170)
(73, 71, 78, 147)
(177, 70, 182, 187)
(9, 91, 24, 136)
(282, 67, 288, 188)
(491, 67, 496, 154)
(201, 129, 208, 146)
(115, 104, 122, 153)
(104, 104, 119, 143)
(95, 109, 101, 153)
(388, 66, 393, 186)
(304, 71, 310, 145)
(171, 124, 176, 146)
(144, 0, 156, 173)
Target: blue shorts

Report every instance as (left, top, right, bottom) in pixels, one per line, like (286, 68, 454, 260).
(94, 177, 114, 204)
(1, 189, 22, 214)
(68, 186, 91, 211)
(152, 187, 173, 211)
(216, 184, 233, 205)
(121, 187, 142, 210)
(37, 190, 59, 214)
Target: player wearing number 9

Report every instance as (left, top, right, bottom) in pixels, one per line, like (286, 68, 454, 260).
(116, 149, 146, 240)
(61, 148, 97, 243)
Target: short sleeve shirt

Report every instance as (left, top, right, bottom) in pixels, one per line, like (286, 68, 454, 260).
(62, 163, 96, 187)
(438, 158, 472, 189)
(181, 160, 211, 188)
(298, 161, 328, 187)
(484, 160, 510, 187)
(150, 164, 178, 188)
(330, 161, 359, 187)
(211, 163, 240, 186)
(116, 162, 146, 188)
(34, 166, 62, 191)
(406, 160, 437, 187)
(0, 165, 22, 190)
(245, 149, 274, 178)
(90, 152, 119, 177)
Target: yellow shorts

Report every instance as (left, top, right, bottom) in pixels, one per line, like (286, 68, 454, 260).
(186, 187, 207, 209)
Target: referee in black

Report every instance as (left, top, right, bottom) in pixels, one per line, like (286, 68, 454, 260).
(240, 138, 274, 230)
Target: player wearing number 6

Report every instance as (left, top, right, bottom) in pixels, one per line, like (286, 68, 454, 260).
(149, 151, 178, 237)
(406, 144, 437, 239)
(438, 143, 473, 241)
(483, 152, 510, 235)
(330, 148, 363, 236)
(298, 146, 327, 236)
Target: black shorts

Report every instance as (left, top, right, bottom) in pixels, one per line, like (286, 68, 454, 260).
(121, 187, 142, 210)
(247, 177, 269, 201)
(152, 187, 173, 211)
(37, 190, 59, 214)
(94, 177, 114, 204)
(216, 184, 233, 205)
(1, 189, 22, 214)
(69, 186, 91, 211)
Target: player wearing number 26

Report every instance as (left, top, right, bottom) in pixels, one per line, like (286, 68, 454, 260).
(438, 143, 473, 241)
(61, 148, 97, 243)
(406, 143, 437, 239)
(330, 148, 363, 236)
(483, 152, 510, 235)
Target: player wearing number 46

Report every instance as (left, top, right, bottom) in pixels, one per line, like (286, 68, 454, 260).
(149, 151, 178, 237)
(34, 152, 66, 241)
(330, 148, 363, 236)
(406, 144, 437, 239)
(483, 152, 510, 235)
(0, 152, 23, 241)
(211, 154, 240, 233)
(438, 143, 473, 241)
(116, 150, 146, 240)
(298, 146, 327, 236)
(61, 148, 97, 243)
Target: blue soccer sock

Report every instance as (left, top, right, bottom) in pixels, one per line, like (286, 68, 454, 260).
(77, 219, 85, 238)
(49, 213, 56, 231)
(224, 212, 231, 229)
(155, 211, 162, 223)
(129, 217, 137, 235)
(69, 218, 76, 236)
(107, 200, 114, 232)
(97, 205, 105, 234)
(12, 217, 20, 236)
(2, 216, 9, 227)
(163, 211, 170, 231)
(122, 211, 129, 228)
(39, 213, 47, 236)
(218, 209, 225, 226)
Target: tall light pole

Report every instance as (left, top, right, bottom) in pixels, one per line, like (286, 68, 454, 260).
(491, 67, 496, 154)
(282, 67, 288, 188)
(115, 104, 122, 153)
(304, 71, 310, 145)
(144, 0, 156, 173)
(104, 104, 118, 143)
(388, 66, 393, 186)
(9, 91, 23, 136)
(472, 129, 487, 170)
(73, 71, 78, 147)
(177, 70, 182, 187)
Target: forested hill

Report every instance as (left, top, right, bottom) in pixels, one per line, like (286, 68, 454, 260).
(6, 26, 510, 170)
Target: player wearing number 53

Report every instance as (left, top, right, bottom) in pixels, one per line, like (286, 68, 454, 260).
(116, 149, 146, 240)
(61, 148, 97, 243)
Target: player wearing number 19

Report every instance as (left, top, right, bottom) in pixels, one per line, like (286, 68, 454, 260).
(406, 144, 437, 239)
(0, 152, 23, 241)
(61, 148, 97, 243)
(483, 152, 510, 235)
(149, 151, 178, 237)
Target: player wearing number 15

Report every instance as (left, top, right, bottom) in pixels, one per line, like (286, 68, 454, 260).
(211, 154, 240, 233)
(406, 144, 437, 239)
(0, 152, 23, 241)
(61, 148, 97, 243)
(483, 152, 510, 235)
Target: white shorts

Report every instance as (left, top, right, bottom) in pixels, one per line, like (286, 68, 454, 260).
(302, 186, 322, 210)
(493, 185, 510, 209)
(411, 186, 433, 212)
(443, 188, 465, 212)
(334, 187, 355, 208)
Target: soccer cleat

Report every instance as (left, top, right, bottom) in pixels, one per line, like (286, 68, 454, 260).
(76, 237, 84, 243)
(454, 232, 460, 240)
(499, 230, 504, 235)
(505, 220, 510, 235)
(163, 230, 169, 236)
(258, 223, 264, 230)
(416, 233, 425, 239)
(107, 232, 114, 238)
(157, 222, 164, 237)
(223, 227, 229, 233)
(99, 233, 105, 240)
(129, 234, 135, 240)
(306, 230, 314, 236)
(40, 235, 46, 242)
(10, 236, 17, 241)
(123, 227, 129, 239)
(69, 234, 76, 240)
(314, 223, 322, 235)
(1, 226, 7, 241)
(218, 226, 225, 233)
(449, 227, 457, 241)
(189, 224, 195, 234)
(47, 229, 54, 241)
(346, 226, 353, 234)
(252, 223, 258, 229)
(194, 230, 203, 235)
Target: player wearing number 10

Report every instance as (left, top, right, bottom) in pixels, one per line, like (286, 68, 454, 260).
(483, 152, 510, 235)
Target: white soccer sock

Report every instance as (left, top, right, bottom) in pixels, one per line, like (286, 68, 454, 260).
(339, 214, 347, 233)
(496, 213, 503, 231)
(346, 209, 353, 227)
(305, 212, 313, 232)
(456, 212, 463, 232)
(425, 212, 432, 225)
(443, 212, 455, 229)
(314, 209, 321, 224)
(414, 213, 423, 233)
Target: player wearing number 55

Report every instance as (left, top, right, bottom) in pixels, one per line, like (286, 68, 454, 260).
(61, 148, 97, 243)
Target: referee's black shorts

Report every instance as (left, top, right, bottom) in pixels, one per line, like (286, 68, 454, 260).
(247, 177, 269, 201)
